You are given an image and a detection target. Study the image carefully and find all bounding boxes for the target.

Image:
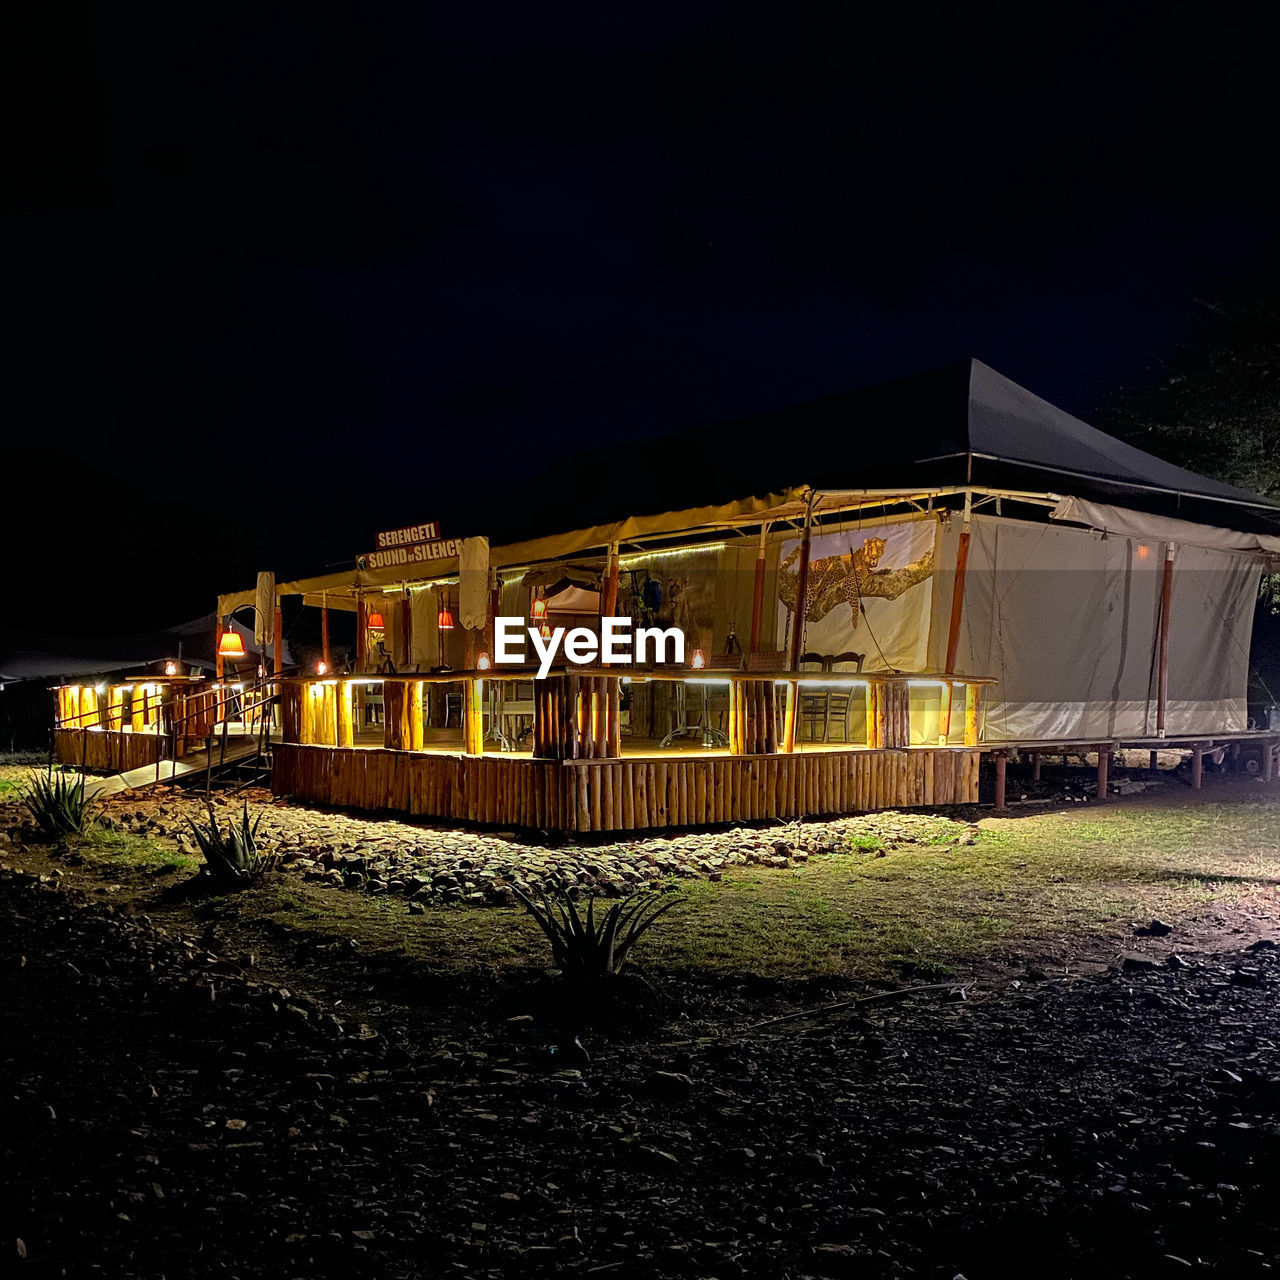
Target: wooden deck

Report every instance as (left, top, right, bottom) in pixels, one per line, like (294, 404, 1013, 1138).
(272, 742, 981, 833)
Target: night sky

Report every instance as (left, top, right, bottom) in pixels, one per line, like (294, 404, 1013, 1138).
(8, 2, 1277, 631)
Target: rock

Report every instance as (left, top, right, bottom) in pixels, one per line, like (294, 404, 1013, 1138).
(1135, 918, 1174, 937)
(644, 1070, 694, 1100)
(1120, 952, 1159, 971)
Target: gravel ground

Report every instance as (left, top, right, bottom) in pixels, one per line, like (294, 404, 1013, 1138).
(4, 858, 1280, 1279)
(83, 786, 976, 905)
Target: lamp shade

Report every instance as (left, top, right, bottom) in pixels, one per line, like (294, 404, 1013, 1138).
(438, 605, 455, 630)
(476, 652, 491, 671)
(690, 648, 706, 670)
(218, 628, 245, 659)
(530, 596, 547, 622)
(367, 612, 385, 630)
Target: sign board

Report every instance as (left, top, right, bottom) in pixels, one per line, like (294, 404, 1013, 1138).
(360, 537, 463, 571)
(375, 520, 440, 549)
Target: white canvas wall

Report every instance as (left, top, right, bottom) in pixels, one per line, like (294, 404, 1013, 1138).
(929, 514, 1257, 740)
(776, 516, 938, 673)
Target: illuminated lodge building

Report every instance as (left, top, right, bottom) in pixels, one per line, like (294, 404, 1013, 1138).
(55, 362, 1280, 831)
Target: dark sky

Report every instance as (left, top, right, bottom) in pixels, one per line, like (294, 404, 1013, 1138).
(8, 2, 1278, 630)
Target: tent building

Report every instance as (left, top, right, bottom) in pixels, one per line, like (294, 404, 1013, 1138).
(54, 361, 1280, 828)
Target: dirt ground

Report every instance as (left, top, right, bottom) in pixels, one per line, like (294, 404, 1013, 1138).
(4, 775, 1280, 1277)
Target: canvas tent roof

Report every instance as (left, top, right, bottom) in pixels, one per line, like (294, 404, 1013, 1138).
(218, 359, 1280, 614)
(0, 616, 282, 684)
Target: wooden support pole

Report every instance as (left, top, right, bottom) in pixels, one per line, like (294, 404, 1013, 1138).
(383, 682, 406, 750)
(993, 751, 1007, 811)
(1149, 749, 1159, 772)
(1096, 744, 1111, 801)
(336, 680, 353, 747)
(1155, 542, 1176, 737)
(1190, 742, 1203, 790)
(1031, 751, 1041, 781)
(321, 594, 330, 670)
(964, 683, 980, 747)
(407, 681, 424, 751)
(463, 678, 484, 756)
(214, 618, 224, 680)
(600, 542, 620, 621)
(273, 604, 283, 676)
(944, 492, 972, 677)
(356, 596, 368, 672)
(749, 523, 769, 654)
(781, 680, 798, 753)
(788, 492, 815, 671)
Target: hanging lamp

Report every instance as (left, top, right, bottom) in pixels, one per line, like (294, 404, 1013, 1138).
(218, 626, 245, 659)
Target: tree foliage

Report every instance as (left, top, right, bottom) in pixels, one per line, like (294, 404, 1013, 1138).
(1101, 294, 1280, 498)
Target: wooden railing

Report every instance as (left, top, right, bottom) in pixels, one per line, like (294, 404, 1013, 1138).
(278, 669, 995, 758)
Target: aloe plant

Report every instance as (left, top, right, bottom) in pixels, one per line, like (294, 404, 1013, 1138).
(512, 885, 679, 986)
(187, 801, 276, 886)
(20, 770, 97, 838)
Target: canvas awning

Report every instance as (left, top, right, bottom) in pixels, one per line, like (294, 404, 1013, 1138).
(1050, 497, 1280, 557)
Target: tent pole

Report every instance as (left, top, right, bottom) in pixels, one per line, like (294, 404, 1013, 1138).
(749, 522, 770, 654)
(600, 540, 620, 620)
(788, 491, 816, 671)
(944, 490, 973, 674)
(356, 593, 368, 672)
(1155, 542, 1176, 737)
(938, 492, 973, 740)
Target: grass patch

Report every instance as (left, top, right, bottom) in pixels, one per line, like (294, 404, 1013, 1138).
(64, 792, 1280, 993)
(82, 825, 198, 872)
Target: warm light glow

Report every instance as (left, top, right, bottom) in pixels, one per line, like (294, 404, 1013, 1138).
(690, 648, 706, 670)
(530, 596, 548, 622)
(218, 627, 245, 659)
(367, 611, 385, 630)
(438, 605, 455, 630)
(538, 622, 552, 640)
(95, 683, 106, 694)
(164, 662, 177, 676)
(1136, 544, 1150, 559)
(476, 652, 491, 670)
(316, 660, 328, 676)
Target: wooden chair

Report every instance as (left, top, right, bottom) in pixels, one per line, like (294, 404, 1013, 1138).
(799, 652, 830, 742)
(824, 652, 864, 742)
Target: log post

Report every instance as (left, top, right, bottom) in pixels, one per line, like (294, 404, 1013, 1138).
(279, 682, 302, 744)
(1149, 749, 1159, 772)
(321, 593, 331, 671)
(336, 680, 354, 748)
(1190, 741, 1203, 790)
(273, 604, 283, 676)
(1155, 542, 1176, 737)
(600, 541, 620, 621)
(533, 674, 565, 759)
(780, 680, 798, 753)
(749, 523, 769, 653)
(214, 617, 224, 680)
(993, 751, 1007, 811)
(939, 493, 972, 738)
(383, 682, 407, 750)
(963, 682, 981, 747)
(356, 596, 368, 672)
(407, 680, 424, 751)
(463, 678, 484, 756)
(788, 491, 815, 670)
(1096, 743, 1111, 801)
(1031, 751, 1041, 781)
